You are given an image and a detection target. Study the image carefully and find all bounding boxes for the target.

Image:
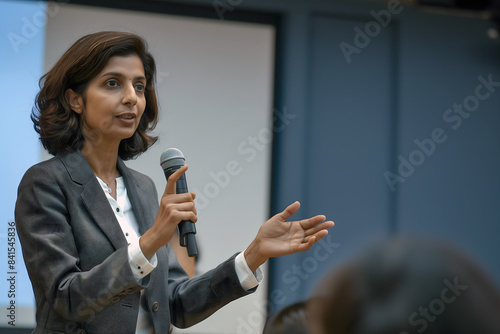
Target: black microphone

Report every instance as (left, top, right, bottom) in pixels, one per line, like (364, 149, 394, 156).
(160, 148, 198, 257)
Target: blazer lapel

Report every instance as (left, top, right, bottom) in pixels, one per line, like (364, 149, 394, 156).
(117, 159, 154, 236)
(58, 150, 128, 250)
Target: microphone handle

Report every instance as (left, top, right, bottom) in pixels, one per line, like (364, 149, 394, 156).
(164, 166, 198, 257)
(184, 233, 198, 257)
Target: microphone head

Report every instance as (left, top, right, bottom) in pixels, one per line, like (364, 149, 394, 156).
(160, 148, 186, 170)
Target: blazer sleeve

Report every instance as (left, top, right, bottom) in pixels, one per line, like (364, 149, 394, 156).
(167, 250, 256, 328)
(15, 163, 144, 323)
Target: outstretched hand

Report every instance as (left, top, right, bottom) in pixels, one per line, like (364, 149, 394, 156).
(244, 201, 334, 272)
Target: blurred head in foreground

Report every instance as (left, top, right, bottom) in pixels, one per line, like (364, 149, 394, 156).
(262, 301, 308, 334)
(308, 237, 500, 334)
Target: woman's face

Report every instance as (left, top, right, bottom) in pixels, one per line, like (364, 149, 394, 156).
(77, 54, 147, 146)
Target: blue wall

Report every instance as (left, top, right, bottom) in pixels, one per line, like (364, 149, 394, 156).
(268, 0, 500, 314)
(397, 8, 500, 283)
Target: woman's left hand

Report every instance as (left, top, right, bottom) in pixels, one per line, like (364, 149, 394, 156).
(244, 201, 334, 272)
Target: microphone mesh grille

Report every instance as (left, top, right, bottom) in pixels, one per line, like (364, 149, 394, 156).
(160, 148, 185, 169)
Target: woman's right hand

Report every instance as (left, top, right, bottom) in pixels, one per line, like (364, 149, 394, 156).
(140, 165, 197, 260)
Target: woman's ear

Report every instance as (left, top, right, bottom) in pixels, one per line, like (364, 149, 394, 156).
(65, 88, 83, 114)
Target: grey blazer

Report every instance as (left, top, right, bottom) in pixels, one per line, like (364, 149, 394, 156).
(15, 150, 252, 334)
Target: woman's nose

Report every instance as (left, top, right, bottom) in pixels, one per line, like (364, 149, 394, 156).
(122, 83, 138, 105)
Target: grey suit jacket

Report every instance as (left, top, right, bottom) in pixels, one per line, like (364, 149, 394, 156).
(15, 150, 253, 334)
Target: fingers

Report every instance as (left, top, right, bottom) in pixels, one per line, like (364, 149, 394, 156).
(160, 192, 197, 211)
(277, 201, 300, 221)
(307, 229, 329, 243)
(295, 217, 333, 254)
(159, 195, 198, 223)
(160, 191, 195, 203)
(296, 235, 318, 253)
(165, 165, 189, 195)
(163, 209, 197, 224)
(301, 215, 326, 227)
(303, 219, 335, 237)
(297, 230, 329, 253)
(174, 210, 198, 223)
(171, 201, 198, 220)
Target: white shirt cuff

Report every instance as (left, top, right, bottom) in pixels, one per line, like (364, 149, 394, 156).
(128, 237, 157, 281)
(235, 251, 264, 291)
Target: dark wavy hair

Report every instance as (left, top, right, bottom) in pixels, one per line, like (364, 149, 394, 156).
(32, 31, 159, 160)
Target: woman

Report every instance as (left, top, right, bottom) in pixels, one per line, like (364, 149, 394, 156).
(15, 31, 334, 334)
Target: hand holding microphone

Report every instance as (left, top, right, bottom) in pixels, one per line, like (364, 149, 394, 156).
(161, 148, 198, 257)
(139, 149, 198, 260)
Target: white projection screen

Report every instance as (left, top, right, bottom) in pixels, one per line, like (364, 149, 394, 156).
(15, 2, 275, 333)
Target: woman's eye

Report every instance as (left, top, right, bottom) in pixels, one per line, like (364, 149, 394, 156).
(135, 83, 145, 91)
(106, 80, 119, 87)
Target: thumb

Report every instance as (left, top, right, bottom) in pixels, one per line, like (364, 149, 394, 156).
(164, 164, 188, 196)
(277, 201, 300, 221)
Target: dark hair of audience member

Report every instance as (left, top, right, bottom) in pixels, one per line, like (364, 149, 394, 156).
(263, 301, 309, 334)
(308, 237, 500, 334)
